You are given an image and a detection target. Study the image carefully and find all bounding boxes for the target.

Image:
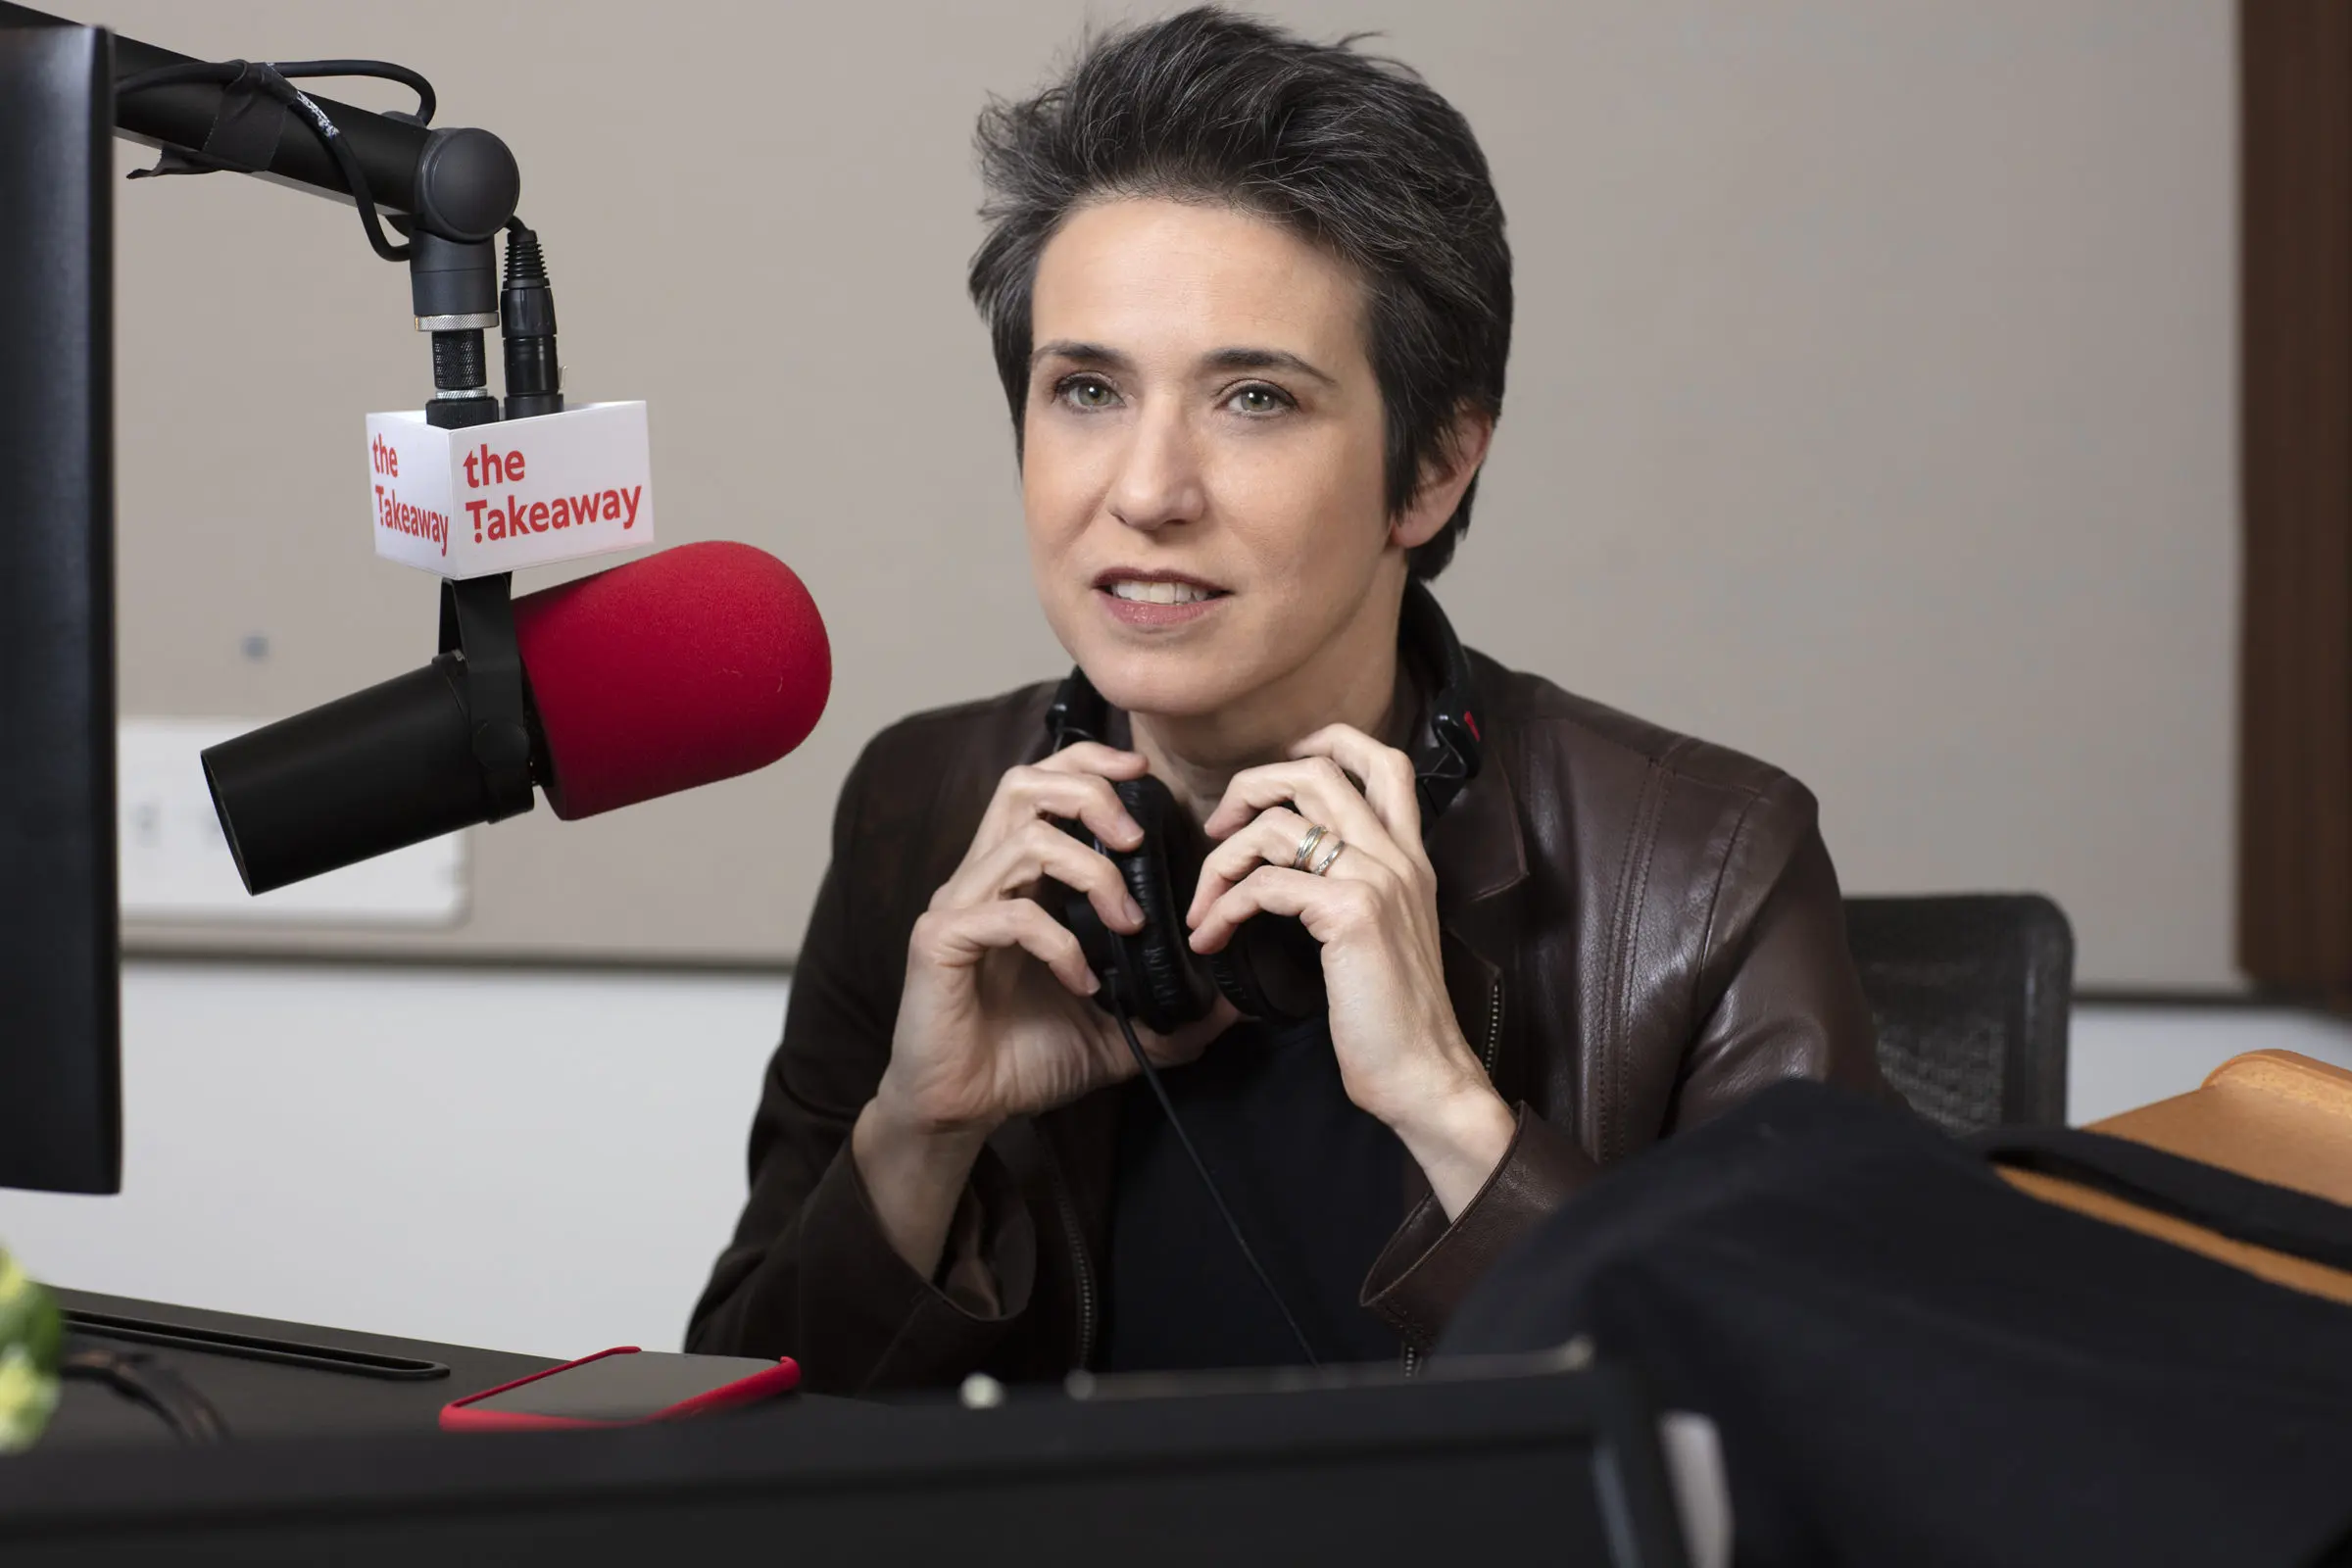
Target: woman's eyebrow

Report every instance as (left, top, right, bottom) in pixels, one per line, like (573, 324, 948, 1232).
(1028, 340, 1337, 386)
(1030, 339, 1129, 370)
(1200, 346, 1337, 386)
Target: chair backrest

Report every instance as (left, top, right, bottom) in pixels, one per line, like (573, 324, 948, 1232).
(1843, 895, 2074, 1135)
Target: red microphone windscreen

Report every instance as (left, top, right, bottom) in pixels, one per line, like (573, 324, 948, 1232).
(513, 541, 831, 820)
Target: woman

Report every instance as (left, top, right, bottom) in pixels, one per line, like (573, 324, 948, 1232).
(689, 8, 1891, 1393)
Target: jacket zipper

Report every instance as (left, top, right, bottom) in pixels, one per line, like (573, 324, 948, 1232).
(1039, 1129, 1098, 1371)
(1481, 975, 1506, 1077)
(1402, 975, 1507, 1384)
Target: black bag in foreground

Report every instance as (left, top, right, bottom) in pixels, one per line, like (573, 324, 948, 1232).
(1440, 1081, 2352, 1568)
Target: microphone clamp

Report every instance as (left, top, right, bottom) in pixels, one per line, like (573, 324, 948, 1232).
(437, 573, 537, 823)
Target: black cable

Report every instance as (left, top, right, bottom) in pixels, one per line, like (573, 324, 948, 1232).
(59, 1347, 229, 1446)
(117, 57, 435, 124)
(290, 85, 411, 262)
(1113, 1011, 1320, 1367)
(269, 59, 437, 125)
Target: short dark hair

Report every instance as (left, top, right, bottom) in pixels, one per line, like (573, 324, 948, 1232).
(967, 7, 1512, 579)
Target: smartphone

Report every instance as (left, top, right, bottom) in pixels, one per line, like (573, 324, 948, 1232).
(440, 1347, 800, 1431)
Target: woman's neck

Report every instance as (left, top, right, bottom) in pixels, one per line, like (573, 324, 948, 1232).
(1127, 592, 1409, 824)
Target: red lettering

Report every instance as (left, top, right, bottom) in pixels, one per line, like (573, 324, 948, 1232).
(470, 446, 529, 485)
(527, 500, 549, 533)
(372, 485, 449, 556)
(466, 498, 487, 543)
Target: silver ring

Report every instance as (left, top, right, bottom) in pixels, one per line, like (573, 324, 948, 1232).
(1290, 822, 1329, 871)
(1308, 836, 1348, 877)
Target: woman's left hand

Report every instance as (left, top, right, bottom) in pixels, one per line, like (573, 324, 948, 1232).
(1188, 723, 1516, 1218)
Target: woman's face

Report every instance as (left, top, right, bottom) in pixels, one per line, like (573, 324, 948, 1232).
(1020, 198, 1450, 736)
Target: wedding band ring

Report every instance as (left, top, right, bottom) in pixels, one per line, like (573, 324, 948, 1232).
(1291, 823, 1330, 871)
(1308, 836, 1347, 877)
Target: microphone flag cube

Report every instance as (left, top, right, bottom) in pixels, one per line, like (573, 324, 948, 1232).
(365, 402, 655, 579)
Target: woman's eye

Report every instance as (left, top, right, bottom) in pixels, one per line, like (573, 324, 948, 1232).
(1226, 383, 1291, 416)
(1057, 375, 1118, 411)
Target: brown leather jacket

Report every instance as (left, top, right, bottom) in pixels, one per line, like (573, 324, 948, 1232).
(688, 652, 1892, 1392)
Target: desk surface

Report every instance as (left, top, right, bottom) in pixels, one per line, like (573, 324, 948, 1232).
(39, 1288, 562, 1448)
(1, 1306, 1686, 1566)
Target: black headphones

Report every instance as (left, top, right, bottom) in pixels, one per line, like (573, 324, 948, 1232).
(1043, 578, 1484, 1035)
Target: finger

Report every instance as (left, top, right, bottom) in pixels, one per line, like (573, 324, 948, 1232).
(911, 900, 1100, 997)
(1291, 724, 1424, 854)
(948, 819, 1144, 932)
(1189, 864, 1377, 954)
(1128, 995, 1240, 1068)
(1201, 757, 1396, 866)
(1202, 756, 1382, 843)
(1187, 806, 1312, 925)
(981, 759, 1148, 853)
(1033, 742, 1152, 781)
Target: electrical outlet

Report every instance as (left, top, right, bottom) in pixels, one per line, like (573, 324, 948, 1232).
(118, 717, 467, 925)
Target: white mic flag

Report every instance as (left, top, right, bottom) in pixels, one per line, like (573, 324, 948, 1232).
(365, 401, 655, 578)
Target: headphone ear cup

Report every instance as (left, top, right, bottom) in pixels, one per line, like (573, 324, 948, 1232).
(1102, 776, 1217, 1035)
(1206, 944, 1274, 1021)
(1210, 913, 1327, 1025)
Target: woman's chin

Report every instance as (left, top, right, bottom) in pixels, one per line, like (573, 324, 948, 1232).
(1077, 654, 1250, 725)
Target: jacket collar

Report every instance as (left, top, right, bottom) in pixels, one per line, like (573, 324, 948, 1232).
(1419, 648, 1529, 928)
(1411, 647, 1530, 1108)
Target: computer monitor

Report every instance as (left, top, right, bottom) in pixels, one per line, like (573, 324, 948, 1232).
(0, 17, 121, 1195)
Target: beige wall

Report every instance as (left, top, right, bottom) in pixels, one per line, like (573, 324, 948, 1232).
(71, 0, 2234, 986)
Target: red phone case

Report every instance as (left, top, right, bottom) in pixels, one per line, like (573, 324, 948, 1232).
(439, 1346, 802, 1432)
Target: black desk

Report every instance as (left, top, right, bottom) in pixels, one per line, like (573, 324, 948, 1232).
(38, 1288, 557, 1447)
(37, 1288, 892, 1449)
(7, 1293, 1694, 1565)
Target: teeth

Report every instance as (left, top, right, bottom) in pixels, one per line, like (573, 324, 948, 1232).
(1109, 579, 1212, 605)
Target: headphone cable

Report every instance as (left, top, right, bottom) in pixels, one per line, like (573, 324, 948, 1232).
(59, 1346, 228, 1445)
(1113, 1011, 1320, 1367)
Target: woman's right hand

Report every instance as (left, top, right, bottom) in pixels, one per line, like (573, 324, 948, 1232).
(870, 743, 1228, 1141)
(853, 744, 1231, 1278)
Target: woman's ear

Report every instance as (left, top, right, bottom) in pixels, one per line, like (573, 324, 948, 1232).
(1389, 405, 1496, 552)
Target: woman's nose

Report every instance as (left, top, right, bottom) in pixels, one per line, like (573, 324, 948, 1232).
(1105, 408, 1205, 532)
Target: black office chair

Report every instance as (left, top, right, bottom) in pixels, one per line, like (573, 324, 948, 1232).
(1842, 894, 2074, 1136)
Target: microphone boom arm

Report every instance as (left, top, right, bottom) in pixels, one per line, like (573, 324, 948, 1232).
(0, 3, 548, 436)
(0, 2, 520, 243)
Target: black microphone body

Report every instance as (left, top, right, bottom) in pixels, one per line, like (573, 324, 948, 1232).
(201, 654, 515, 897)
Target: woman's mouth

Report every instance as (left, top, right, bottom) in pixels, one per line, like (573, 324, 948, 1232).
(1095, 573, 1229, 626)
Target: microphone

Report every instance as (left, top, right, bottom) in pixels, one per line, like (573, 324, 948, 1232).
(200, 541, 830, 896)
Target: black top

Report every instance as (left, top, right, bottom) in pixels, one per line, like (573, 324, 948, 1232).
(1098, 1014, 1404, 1372)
